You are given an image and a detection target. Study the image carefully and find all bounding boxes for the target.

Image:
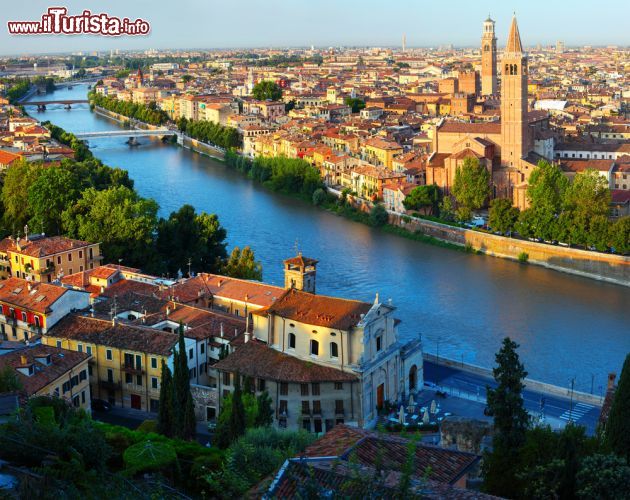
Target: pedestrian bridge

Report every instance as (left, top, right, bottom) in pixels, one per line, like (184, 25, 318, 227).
(73, 129, 177, 139)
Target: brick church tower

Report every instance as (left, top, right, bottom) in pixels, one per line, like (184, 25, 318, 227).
(481, 16, 497, 96)
(500, 15, 528, 168)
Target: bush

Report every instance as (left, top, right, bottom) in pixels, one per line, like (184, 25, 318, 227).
(369, 204, 389, 227)
(123, 440, 177, 475)
(518, 251, 529, 263)
(136, 419, 158, 433)
(312, 188, 326, 206)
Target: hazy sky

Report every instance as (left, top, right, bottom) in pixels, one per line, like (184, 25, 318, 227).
(2, 0, 629, 55)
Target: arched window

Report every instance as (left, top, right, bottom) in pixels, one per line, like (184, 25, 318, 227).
(484, 44, 489, 52)
(310, 339, 319, 356)
(330, 342, 338, 358)
(505, 63, 509, 74)
(513, 64, 518, 75)
(288, 332, 296, 349)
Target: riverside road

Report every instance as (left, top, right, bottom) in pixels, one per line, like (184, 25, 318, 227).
(423, 360, 602, 435)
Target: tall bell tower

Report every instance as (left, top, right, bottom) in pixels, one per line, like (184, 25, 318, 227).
(481, 16, 497, 96)
(500, 15, 528, 168)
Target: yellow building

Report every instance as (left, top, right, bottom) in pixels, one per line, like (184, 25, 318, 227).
(360, 138, 404, 170)
(43, 315, 179, 412)
(0, 235, 102, 283)
(0, 344, 91, 410)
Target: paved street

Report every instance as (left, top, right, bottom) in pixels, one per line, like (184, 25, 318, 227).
(424, 361, 602, 435)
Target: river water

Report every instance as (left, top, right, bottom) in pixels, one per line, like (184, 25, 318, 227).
(26, 85, 630, 393)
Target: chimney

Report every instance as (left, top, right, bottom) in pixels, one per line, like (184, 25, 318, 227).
(166, 306, 170, 317)
(608, 373, 617, 391)
(20, 355, 27, 365)
(220, 323, 224, 338)
(244, 331, 251, 343)
(112, 316, 118, 327)
(27, 283, 32, 292)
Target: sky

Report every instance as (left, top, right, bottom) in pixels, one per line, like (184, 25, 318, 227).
(1, 0, 629, 56)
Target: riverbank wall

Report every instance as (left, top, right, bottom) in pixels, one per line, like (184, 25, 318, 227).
(326, 188, 630, 287)
(423, 353, 604, 407)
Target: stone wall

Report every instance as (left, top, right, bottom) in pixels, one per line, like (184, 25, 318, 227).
(440, 416, 492, 454)
(191, 384, 218, 422)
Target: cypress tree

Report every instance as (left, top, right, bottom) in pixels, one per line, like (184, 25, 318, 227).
(172, 324, 196, 440)
(157, 360, 174, 437)
(254, 390, 274, 427)
(605, 354, 630, 460)
(230, 372, 246, 442)
(482, 337, 530, 497)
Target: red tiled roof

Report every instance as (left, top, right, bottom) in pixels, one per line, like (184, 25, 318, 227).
(213, 340, 358, 383)
(0, 278, 74, 314)
(439, 121, 501, 135)
(0, 344, 89, 396)
(0, 235, 95, 258)
(255, 288, 372, 330)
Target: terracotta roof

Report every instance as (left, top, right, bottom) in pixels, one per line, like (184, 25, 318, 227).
(0, 278, 75, 314)
(303, 425, 480, 485)
(559, 159, 613, 173)
(47, 314, 178, 356)
(0, 235, 95, 258)
(0, 344, 89, 396)
(284, 254, 319, 267)
(611, 190, 630, 204)
(439, 121, 501, 135)
(159, 273, 284, 308)
(255, 288, 372, 330)
(0, 149, 21, 165)
(213, 340, 357, 383)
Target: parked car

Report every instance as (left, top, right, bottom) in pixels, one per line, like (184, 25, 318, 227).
(91, 399, 111, 412)
(471, 216, 486, 227)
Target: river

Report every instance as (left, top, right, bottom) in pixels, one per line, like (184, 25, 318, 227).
(25, 85, 630, 393)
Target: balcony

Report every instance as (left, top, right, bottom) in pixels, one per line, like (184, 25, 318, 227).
(277, 409, 289, 419)
(37, 264, 56, 275)
(88, 254, 104, 263)
(122, 363, 144, 375)
(335, 408, 345, 417)
(99, 379, 122, 391)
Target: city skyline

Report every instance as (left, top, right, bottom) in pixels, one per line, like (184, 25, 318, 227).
(1, 0, 629, 56)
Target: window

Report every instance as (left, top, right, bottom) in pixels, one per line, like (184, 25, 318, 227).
(136, 374, 142, 386)
(312, 383, 320, 396)
(334, 382, 343, 391)
(200, 343, 205, 354)
(77, 344, 83, 353)
(62, 381, 70, 393)
(57, 256, 61, 265)
(301, 401, 310, 415)
(125, 373, 132, 384)
(106, 349, 112, 360)
(73, 395, 80, 407)
(135, 354, 142, 369)
(335, 400, 344, 414)
(223, 372, 231, 386)
(188, 348, 193, 360)
(310, 340, 319, 356)
(151, 357, 157, 369)
(279, 400, 288, 415)
(280, 382, 288, 395)
(68, 253, 72, 262)
(79, 369, 87, 381)
(376, 336, 382, 352)
(258, 378, 266, 392)
(86, 346, 92, 356)
(313, 400, 322, 415)
(71, 375, 79, 388)
(301, 383, 309, 396)
(56, 340, 62, 348)
(288, 332, 296, 349)
(330, 342, 338, 358)
(150, 376, 158, 389)
(302, 419, 311, 432)
(79, 250, 83, 259)
(314, 418, 323, 433)
(88, 365, 93, 376)
(81, 391, 86, 404)
(107, 368, 114, 383)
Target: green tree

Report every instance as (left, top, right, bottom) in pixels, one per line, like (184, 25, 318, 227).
(438, 196, 455, 222)
(251, 80, 282, 101)
(482, 337, 529, 497)
(230, 373, 246, 444)
(155, 204, 228, 276)
(1, 160, 39, 233)
(604, 354, 630, 461)
(344, 97, 366, 113)
(182, 74, 193, 83)
(28, 166, 81, 235)
(254, 391, 274, 427)
(172, 325, 196, 440)
(222, 246, 263, 281)
(0, 365, 22, 392)
(576, 453, 630, 500)
(62, 186, 159, 269)
(369, 204, 389, 227)
(488, 198, 519, 235)
(403, 185, 441, 215)
(610, 217, 630, 254)
(452, 157, 491, 217)
(312, 188, 326, 206)
(157, 360, 174, 437)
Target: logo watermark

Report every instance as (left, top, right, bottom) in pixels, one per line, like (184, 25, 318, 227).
(8, 7, 150, 36)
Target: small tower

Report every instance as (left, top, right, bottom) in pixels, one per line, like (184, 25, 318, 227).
(481, 15, 497, 96)
(283, 253, 318, 294)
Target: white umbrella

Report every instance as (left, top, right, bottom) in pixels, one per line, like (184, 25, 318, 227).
(423, 408, 430, 425)
(398, 405, 406, 424)
(430, 399, 437, 414)
(408, 394, 415, 407)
